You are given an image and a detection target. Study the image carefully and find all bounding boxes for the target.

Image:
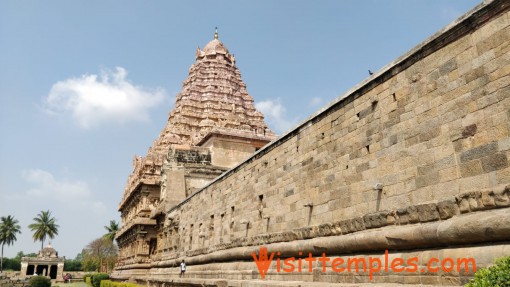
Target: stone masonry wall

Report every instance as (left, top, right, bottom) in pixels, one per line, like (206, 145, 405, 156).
(112, 1, 510, 285)
(164, 0, 509, 253)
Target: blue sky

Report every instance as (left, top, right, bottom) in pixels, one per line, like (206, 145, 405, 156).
(0, 0, 481, 259)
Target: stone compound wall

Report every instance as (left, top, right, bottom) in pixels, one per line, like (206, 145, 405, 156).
(0, 273, 28, 287)
(112, 1, 510, 286)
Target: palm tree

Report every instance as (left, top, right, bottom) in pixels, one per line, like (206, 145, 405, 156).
(0, 215, 22, 273)
(28, 210, 59, 250)
(103, 220, 119, 242)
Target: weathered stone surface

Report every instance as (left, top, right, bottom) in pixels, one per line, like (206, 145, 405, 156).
(494, 185, 510, 207)
(481, 152, 508, 172)
(363, 211, 388, 229)
(459, 142, 498, 163)
(437, 199, 459, 219)
(396, 208, 409, 225)
(461, 124, 477, 138)
(416, 203, 440, 222)
(406, 206, 420, 223)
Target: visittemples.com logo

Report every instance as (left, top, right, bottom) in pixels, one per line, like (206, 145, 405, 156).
(251, 247, 476, 280)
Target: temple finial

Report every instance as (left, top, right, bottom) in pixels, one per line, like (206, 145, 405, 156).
(214, 27, 218, 39)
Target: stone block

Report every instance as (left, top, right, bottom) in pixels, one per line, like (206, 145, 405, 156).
(352, 217, 366, 232)
(416, 203, 440, 222)
(338, 219, 354, 234)
(363, 211, 388, 229)
(465, 66, 485, 83)
(481, 152, 508, 172)
(356, 161, 370, 173)
(469, 191, 482, 211)
(386, 211, 397, 225)
(459, 160, 484, 177)
(439, 58, 458, 75)
(457, 193, 471, 213)
(480, 190, 496, 209)
(439, 166, 458, 182)
(437, 199, 459, 219)
(461, 124, 478, 138)
(494, 185, 510, 207)
(459, 142, 498, 163)
(441, 276, 462, 286)
(406, 206, 420, 223)
(330, 221, 342, 235)
(284, 188, 294, 197)
(418, 154, 455, 176)
(419, 126, 440, 142)
(396, 208, 409, 225)
(403, 275, 422, 285)
(415, 171, 440, 188)
(459, 173, 491, 191)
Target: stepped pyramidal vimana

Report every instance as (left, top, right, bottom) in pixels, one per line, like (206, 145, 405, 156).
(112, 0, 510, 286)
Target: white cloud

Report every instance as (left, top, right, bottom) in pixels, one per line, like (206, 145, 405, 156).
(22, 169, 106, 214)
(256, 98, 296, 134)
(44, 67, 166, 128)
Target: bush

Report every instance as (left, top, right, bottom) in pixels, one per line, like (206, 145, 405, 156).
(85, 275, 92, 285)
(100, 280, 143, 287)
(29, 276, 51, 287)
(466, 256, 510, 287)
(91, 273, 109, 287)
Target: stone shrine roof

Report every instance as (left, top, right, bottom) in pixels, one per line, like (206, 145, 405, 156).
(38, 243, 58, 258)
(21, 243, 64, 264)
(202, 39, 228, 56)
(200, 29, 230, 56)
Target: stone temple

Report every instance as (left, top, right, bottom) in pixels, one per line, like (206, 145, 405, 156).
(20, 244, 64, 279)
(114, 30, 276, 271)
(113, 1, 510, 286)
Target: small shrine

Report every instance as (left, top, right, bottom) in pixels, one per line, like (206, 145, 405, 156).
(20, 244, 65, 279)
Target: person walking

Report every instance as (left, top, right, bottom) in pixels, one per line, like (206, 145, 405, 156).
(180, 260, 186, 277)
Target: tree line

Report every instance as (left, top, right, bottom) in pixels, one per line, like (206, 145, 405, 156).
(0, 211, 119, 272)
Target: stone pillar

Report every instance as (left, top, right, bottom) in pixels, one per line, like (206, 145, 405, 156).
(57, 263, 64, 280)
(20, 261, 28, 276)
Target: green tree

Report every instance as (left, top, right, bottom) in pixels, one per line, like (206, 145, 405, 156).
(103, 220, 119, 242)
(14, 251, 24, 260)
(2, 257, 21, 271)
(0, 215, 22, 273)
(82, 237, 117, 272)
(28, 210, 59, 250)
(64, 253, 84, 271)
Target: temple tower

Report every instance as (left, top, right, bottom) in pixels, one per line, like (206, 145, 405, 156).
(115, 31, 276, 270)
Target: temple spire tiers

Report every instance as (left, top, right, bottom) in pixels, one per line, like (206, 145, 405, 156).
(115, 34, 276, 269)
